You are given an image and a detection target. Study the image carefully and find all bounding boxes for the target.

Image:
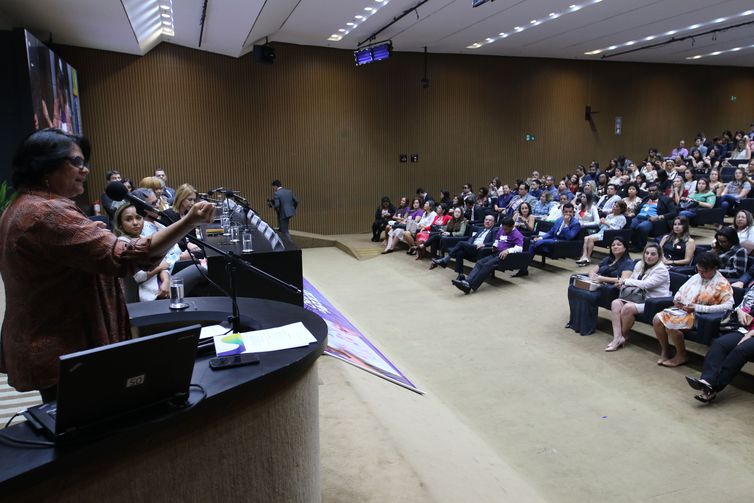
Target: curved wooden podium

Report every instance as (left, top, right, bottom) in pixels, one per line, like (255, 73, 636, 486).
(0, 297, 327, 503)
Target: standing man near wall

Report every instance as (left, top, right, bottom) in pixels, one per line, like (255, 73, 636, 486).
(270, 179, 298, 237)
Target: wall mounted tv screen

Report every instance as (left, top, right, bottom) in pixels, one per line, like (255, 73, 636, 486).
(24, 29, 82, 134)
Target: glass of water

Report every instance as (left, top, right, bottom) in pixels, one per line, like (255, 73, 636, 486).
(242, 228, 253, 253)
(221, 215, 231, 236)
(230, 224, 240, 243)
(169, 277, 189, 310)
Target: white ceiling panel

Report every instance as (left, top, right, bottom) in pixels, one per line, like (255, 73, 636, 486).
(0, 0, 751, 66)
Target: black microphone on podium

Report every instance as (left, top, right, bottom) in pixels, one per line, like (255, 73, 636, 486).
(207, 187, 225, 196)
(105, 181, 176, 225)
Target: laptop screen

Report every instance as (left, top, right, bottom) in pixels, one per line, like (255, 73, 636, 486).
(53, 324, 201, 436)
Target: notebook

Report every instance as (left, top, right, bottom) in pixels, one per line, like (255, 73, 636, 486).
(24, 324, 201, 441)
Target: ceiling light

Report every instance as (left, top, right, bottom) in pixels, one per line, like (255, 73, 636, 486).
(162, 20, 172, 26)
(585, 9, 754, 56)
(685, 43, 754, 60)
(161, 13, 170, 18)
(160, 5, 171, 10)
(326, 0, 393, 42)
(466, 0, 602, 49)
(328, 34, 343, 41)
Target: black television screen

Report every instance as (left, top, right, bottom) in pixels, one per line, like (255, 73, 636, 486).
(24, 30, 82, 134)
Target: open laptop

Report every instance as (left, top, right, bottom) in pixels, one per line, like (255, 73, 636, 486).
(24, 324, 201, 441)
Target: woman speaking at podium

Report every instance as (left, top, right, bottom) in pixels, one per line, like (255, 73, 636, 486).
(0, 128, 214, 401)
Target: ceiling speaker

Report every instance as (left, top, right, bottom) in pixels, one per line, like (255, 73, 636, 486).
(253, 44, 275, 64)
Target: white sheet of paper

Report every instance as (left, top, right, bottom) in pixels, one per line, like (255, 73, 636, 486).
(212, 322, 317, 355)
(200, 324, 229, 339)
(240, 322, 317, 353)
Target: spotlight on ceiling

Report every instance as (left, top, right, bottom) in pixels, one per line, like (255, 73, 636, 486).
(354, 41, 392, 66)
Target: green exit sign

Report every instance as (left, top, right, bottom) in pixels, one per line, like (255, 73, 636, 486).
(731, 95, 737, 101)
(524, 133, 536, 142)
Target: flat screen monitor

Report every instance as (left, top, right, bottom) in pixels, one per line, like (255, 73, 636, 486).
(24, 29, 83, 134)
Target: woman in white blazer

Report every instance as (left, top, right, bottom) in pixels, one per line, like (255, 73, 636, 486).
(606, 243, 671, 352)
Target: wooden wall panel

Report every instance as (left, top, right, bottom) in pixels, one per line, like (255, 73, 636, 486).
(56, 43, 754, 235)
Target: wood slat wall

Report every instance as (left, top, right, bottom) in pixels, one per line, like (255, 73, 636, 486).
(56, 43, 754, 235)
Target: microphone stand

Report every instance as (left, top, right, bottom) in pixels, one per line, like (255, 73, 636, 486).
(157, 213, 301, 334)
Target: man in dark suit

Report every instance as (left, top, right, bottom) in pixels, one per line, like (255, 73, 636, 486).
(514, 203, 581, 277)
(430, 214, 496, 279)
(271, 179, 298, 237)
(154, 168, 175, 204)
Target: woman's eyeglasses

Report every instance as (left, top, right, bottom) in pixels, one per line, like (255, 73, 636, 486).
(66, 156, 88, 168)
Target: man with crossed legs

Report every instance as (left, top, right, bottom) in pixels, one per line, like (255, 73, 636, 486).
(451, 218, 524, 294)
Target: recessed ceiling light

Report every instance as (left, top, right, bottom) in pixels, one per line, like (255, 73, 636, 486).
(585, 10, 754, 56)
(467, 0, 603, 49)
(327, 0, 393, 43)
(685, 43, 754, 60)
(160, 5, 171, 10)
(161, 13, 170, 18)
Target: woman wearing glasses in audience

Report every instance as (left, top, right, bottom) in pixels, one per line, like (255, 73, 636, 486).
(0, 129, 214, 400)
(607, 243, 670, 352)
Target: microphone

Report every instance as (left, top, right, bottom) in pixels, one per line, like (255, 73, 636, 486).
(197, 192, 212, 201)
(207, 187, 225, 195)
(105, 181, 175, 225)
(224, 190, 248, 203)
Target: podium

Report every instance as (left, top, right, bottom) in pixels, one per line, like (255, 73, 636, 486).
(0, 297, 327, 502)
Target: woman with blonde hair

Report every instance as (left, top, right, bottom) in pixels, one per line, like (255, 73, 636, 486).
(607, 243, 671, 352)
(139, 176, 169, 211)
(164, 183, 204, 256)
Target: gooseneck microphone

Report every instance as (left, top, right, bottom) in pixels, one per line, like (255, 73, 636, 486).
(105, 181, 176, 225)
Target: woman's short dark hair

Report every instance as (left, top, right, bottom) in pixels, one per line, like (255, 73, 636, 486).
(715, 226, 740, 246)
(696, 251, 721, 270)
(425, 200, 436, 211)
(380, 196, 391, 204)
(11, 128, 91, 189)
(608, 236, 631, 261)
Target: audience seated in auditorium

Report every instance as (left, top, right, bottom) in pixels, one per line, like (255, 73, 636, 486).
(719, 168, 751, 215)
(575, 192, 600, 232)
(659, 217, 696, 272)
(515, 203, 581, 277)
(451, 218, 525, 294)
(139, 176, 169, 211)
(686, 283, 754, 403)
(653, 252, 734, 367)
(607, 243, 671, 351)
(512, 201, 535, 236)
(383, 198, 424, 253)
(671, 140, 688, 159)
(403, 201, 437, 254)
(630, 183, 677, 252)
(733, 209, 754, 254)
(708, 168, 724, 197)
(712, 226, 748, 283)
(678, 177, 716, 221)
(577, 200, 627, 266)
(424, 206, 467, 259)
(164, 183, 205, 257)
(372, 196, 396, 242)
(382, 196, 409, 241)
(414, 203, 450, 259)
(532, 191, 554, 219)
(430, 214, 496, 278)
(98, 169, 122, 219)
(621, 183, 642, 218)
(595, 184, 621, 217)
(566, 237, 634, 336)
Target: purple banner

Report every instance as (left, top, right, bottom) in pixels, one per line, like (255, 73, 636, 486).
(303, 279, 421, 394)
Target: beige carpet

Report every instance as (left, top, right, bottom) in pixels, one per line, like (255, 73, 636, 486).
(309, 236, 754, 503)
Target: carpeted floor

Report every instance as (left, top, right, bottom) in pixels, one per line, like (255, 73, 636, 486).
(310, 234, 754, 503)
